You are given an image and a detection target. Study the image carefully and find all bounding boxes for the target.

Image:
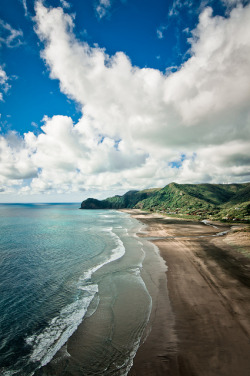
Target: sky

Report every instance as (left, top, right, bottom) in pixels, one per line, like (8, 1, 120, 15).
(0, 0, 250, 202)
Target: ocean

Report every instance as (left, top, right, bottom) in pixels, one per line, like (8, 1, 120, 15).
(0, 204, 166, 376)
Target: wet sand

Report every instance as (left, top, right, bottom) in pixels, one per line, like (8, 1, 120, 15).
(35, 211, 168, 376)
(126, 210, 250, 376)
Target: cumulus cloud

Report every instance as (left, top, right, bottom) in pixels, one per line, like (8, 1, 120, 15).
(34, 2, 250, 141)
(1, 1, 250, 198)
(165, 6, 250, 125)
(0, 131, 37, 196)
(0, 114, 149, 195)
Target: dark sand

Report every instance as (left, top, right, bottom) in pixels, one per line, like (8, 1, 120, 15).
(126, 210, 250, 376)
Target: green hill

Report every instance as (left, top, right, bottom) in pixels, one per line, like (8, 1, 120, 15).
(80, 188, 160, 209)
(173, 183, 245, 205)
(222, 184, 250, 206)
(218, 184, 250, 221)
(80, 182, 250, 222)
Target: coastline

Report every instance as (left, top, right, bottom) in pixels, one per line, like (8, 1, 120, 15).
(34, 210, 169, 376)
(33, 208, 250, 376)
(126, 209, 250, 376)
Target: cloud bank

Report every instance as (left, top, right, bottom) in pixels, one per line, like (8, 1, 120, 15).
(0, 1, 250, 198)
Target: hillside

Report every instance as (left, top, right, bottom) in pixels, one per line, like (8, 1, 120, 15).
(80, 188, 160, 209)
(80, 182, 250, 222)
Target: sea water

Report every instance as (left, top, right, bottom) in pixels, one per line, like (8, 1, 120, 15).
(0, 204, 166, 376)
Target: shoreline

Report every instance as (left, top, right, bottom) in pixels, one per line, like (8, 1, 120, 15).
(33, 209, 250, 376)
(125, 209, 250, 376)
(34, 210, 168, 376)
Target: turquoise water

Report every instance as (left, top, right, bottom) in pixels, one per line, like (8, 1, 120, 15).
(0, 204, 165, 375)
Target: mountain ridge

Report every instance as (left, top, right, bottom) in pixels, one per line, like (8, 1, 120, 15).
(80, 182, 250, 222)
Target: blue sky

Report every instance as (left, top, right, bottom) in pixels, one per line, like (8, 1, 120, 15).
(0, 0, 250, 202)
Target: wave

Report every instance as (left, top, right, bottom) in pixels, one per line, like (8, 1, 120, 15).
(1, 369, 20, 376)
(25, 228, 126, 373)
(81, 227, 126, 281)
(26, 284, 98, 369)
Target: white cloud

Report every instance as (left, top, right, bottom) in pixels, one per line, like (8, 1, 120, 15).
(34, 2, 250, 141)
(156, 26, 168, 39)
(0, 66, 10, 101)
(0, 114, 149, 195)
(60, 0, 71, 9)
(95, 0, 112, 19)
(221, 0, 243, 7)
(0, 19, 23, 48)
(0, 132, 37, 185)
(94, 0, 127, 19)
(169, 0, 194, 17)
(21, 0, 28, 17)
(1, 1, 250, 199)
(156, 29, 164, 39)
(0, 20, 22, 103)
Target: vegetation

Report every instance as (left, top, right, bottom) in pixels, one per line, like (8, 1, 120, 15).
(81, 182, 250, 222)
(81, 189, 160, 209)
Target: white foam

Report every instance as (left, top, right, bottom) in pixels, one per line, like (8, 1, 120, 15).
(121, 338, 141, 376)
(26, 229, 126, 369)
(81, 228, 126, 281)
(77, 282, 98, 293)
(1, 369, 20, 376)
(100, 227, 113, 232)
(26, 287, 97, 368)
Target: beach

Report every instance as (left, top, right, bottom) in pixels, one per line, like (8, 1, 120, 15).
(12, 206, 250, 376)
(32, 208, 168, 376)
(127, 210, 250, 376)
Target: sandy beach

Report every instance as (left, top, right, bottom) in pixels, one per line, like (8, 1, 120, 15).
(34, 209, 250, 376)
(126, 210, 250, 376)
